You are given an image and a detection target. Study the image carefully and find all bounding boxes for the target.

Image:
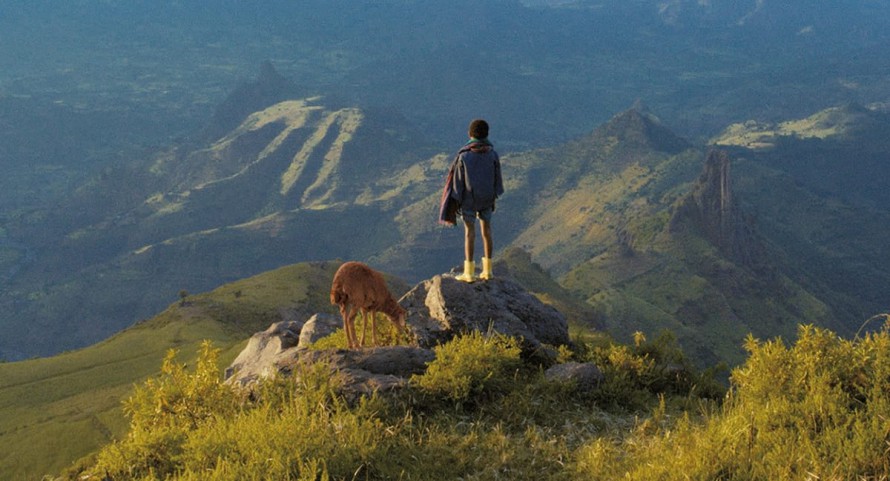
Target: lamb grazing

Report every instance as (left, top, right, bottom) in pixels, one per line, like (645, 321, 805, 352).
(330, 261, 408, 349)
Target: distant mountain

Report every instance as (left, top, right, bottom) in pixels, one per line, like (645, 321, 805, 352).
(3, 0, 887, 153)
(198, 60, 300, 144)
(526, 0, 882, 36)
(497, 104, 890, 364)
(0, 67, 440, 359)
(713, 103, 890, 332)
(458, 111, 784, 363)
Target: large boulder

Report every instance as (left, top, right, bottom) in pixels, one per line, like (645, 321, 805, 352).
(297, 313, 341, 349)
(224, 320, 303, 382)
(400, 274, 571, 352)
(224, 316, 435, 392)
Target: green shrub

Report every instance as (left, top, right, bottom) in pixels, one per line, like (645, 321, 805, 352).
(575, 323, 890, 480)
(84, 341, 242, 479)
(579, 330, 725, 410)
(411, 331, 523, 405)
(307, 327, 350, 350)
(124, 341, 241, 432)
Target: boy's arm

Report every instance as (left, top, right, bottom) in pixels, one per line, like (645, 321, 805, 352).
(451, 156, 466, 201)
(494, 154, 505, 198)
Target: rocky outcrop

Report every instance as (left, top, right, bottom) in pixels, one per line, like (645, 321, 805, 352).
(225, 271, 572, 393)
(224, 320, 303, 382)
(298, 313, 341, 348)
(669, 149, 766, 270)
(225, 318, 435, 393)
(278, 346, 435, 396)
(299, 346, 435, 379)
(400, 274, 571, 354)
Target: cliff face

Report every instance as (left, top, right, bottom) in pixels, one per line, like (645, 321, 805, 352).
(670, 149, 765, 271)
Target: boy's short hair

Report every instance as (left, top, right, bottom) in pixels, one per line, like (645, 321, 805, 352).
(468, 119, 489, 139)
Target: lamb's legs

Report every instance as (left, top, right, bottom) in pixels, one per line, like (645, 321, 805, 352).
(359, 309, 369, 347)
(342, 304, 358, 349)
(339, 304, 349, 347)
(358, 310, 381, 347)
(371, 312, 380, 346)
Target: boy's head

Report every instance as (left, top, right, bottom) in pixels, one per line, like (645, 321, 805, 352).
(468, 119, 489, 140)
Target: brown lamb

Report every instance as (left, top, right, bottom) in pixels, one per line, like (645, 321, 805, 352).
(330, 261, 408, 349)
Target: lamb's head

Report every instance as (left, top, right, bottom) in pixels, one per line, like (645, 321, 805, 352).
(384, 297, 409, 334)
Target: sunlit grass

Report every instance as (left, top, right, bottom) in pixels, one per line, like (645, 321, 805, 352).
(67, 328, 732, 480)
(712, 105, 869, 149)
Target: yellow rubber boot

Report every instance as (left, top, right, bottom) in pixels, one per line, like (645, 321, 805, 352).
(456, 260, 475, 283)
(480, 257, 493, 280)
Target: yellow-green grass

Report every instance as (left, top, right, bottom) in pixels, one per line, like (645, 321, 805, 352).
(711, 105, 869, 150)
(0, 261, 341, 480)
(0, 314, 240, 480)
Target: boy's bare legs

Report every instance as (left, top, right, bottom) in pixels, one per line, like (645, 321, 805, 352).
(480, 219, 492, 259)
(480, 219, 494, 280)
(457, 218, 476, 282)
(464, 219, 476, 261)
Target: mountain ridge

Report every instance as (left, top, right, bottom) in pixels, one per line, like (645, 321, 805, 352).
(2, 79, 889, 362)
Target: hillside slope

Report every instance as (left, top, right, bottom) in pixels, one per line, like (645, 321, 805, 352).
(0, 261, 348, 480)
(476, 111, 838, 364)
(715, 103, 890, 326)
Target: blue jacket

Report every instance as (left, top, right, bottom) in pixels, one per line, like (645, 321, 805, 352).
(450, 140, 504, 213)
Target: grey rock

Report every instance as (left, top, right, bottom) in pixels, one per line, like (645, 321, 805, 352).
(544, 362, 604, 393)
(277, 346, 436, 396)
(399, 274, 570, 352)
(292, 346, 435, 378)
(228, 342, 435, 398)
(224, 320, 303, 382)
(297, 313, 342, 349)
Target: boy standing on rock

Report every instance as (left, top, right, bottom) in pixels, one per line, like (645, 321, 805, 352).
(450, 119, 504, 282)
